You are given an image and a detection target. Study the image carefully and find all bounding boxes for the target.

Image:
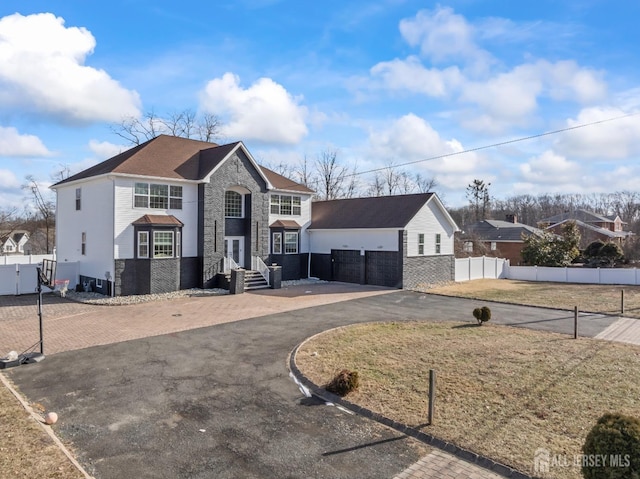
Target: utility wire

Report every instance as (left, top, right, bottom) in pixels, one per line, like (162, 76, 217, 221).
(345, 111, 640, 178)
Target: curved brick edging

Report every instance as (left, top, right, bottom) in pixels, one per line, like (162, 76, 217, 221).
(289, 334, 536, 479)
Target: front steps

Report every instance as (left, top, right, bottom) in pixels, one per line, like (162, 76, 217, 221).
(244, 270, 269, 290)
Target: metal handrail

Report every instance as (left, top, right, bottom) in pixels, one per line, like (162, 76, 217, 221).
(251, 256, 270, 282)
(223, 256, 240, 273)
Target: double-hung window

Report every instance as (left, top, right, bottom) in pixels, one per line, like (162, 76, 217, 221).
(225, 191, 243, 217)
(138, 231, 149, 258)
(153, 231, 174, 258)
(270, 195, 301, 216)
(134, 182, 183, 210)
(418, 234, 425, 255)
(75, 188, 81, 210)
(272, 232, 282, 254)
(284, 232, 298, 254)
(435, 233, 441, 254)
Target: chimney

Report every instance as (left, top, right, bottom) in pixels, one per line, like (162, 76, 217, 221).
(505, 214, 517, 224)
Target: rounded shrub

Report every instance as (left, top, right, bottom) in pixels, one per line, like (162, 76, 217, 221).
(582, 412, 640, 479)
(325, 369, 360, 397)
(473, 306, 491, 325)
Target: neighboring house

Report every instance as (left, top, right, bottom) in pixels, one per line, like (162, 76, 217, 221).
(52, 135, 459, 296)
(0, 230, 29, 255)
(538, 210, 633, 247)
(308, 193, 459, 289)
(461, 215, 544, 265)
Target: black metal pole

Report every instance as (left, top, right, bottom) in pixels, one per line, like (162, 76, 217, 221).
(574, 306, 578, 339)
(37, 267, 44, 355)
(621, 289, 625, 315)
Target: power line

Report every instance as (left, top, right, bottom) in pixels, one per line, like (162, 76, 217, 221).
(347, 111, 640, 178)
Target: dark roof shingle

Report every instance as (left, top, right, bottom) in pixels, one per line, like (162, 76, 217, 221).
(310, 193, 434, 229)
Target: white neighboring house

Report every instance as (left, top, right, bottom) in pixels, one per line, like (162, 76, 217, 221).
(52, 135, 459, 295)
(1, 231, 29, 255)
(308, 193, 459, 289)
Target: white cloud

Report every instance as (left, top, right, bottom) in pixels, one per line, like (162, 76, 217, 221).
(0, 127, 51, 157)
(370, 56, 463, 97)
(88, 140, 124, 160)
(399, 6, 491, 68)
(200, 73, 308, 145)
(366, 114, 483, 188)
(0, 169, 20, 189)
(519, 150, 580, 184)
(555, 107, 640, 159)
(0, 13, 140, 123)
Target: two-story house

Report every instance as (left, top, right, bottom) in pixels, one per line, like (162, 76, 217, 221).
(538, 209, 633, 248)
(52, 135, 458, 296)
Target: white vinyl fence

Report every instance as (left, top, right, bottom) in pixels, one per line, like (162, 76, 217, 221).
(0, 261, 79, 296)
(0, 254, 55, 265)
(455, 256, 640, 286)
(455, 257, 510, 282)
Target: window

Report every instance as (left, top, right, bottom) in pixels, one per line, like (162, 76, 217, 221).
(150, 184, 168, 209)
(270, 195, 280, 214)
(225, 191, 243, 217)
(134, 182, 183, 209)
(5, 243, 14, 253)
(435, 233, 441, 254)
(81, 232, 86, 255)
(75, 188, 81, 210)
(491, 241, 497, 251)
(418, 233, 425, 255)
(270, 194, 301, 216)
(153, 231, 174, 258)
(176, 231, 181, 258)
(134, 183, 149, 207)
(170, 186, 183, 209)
(272, 232, 282, 254)
(464, 241, 473, 253)
(138, 231, 149, 258)
(284, 232, 298, 254)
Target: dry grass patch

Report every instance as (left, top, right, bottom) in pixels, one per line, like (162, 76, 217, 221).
(426, 279, 640, 318)
(296, 321, 640, 479)
(0, 379, 84, 479)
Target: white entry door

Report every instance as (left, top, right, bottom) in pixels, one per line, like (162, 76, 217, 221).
(224, 236, 244, 268)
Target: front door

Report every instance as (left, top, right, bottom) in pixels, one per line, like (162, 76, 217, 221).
(224, 236, 244, 268)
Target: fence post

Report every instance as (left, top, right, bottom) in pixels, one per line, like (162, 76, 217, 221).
(428, 369, 436, 425)
(574, 306, 578, 339)
(621, 290, 625, 316)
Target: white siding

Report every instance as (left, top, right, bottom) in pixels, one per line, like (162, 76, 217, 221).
(113, 178, 199, 259)
(405, 199, 456, 256)
(268, 192, 312, 253)
(55, 177, 115, 280)
(309, 229, 399, 254)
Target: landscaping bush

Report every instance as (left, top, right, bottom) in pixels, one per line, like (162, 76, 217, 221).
(582, 412, 640, 479)
(325, 369, 359, 396)
(473, 306, 491, 325)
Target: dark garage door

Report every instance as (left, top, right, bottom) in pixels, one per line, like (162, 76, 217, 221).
(331, 249, 361, 284)
(365, 251, 401, 288)
(331, 249, 402, 288)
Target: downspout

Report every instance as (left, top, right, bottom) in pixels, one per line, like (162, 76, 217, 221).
(111, 176, 116, 296)
(307, 229, 312, 278)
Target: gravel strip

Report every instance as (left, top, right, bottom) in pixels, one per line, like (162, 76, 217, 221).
(63, 278, 328, 306)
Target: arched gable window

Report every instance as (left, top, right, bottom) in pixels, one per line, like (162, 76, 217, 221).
(225, 190, 243, 218)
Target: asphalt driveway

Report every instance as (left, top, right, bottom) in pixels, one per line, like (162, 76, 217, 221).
(3, 288, 620, 478)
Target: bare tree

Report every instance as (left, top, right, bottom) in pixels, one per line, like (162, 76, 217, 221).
(414, 173, 438, 193)
(367, 172, 385, 197)
(22, 176, 55, 253)
(315, 149, 348, 200)
(50, 163, 72, 184)
(466, 179, 491, 222)
(112, 109, 222, 146)
(294, 154, 318, 190)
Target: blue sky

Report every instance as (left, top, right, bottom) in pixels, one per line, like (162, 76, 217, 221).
(2, 0, 640, 211)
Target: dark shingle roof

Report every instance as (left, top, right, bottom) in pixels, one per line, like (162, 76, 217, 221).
(260, 166, 314, 193)
(310, 193, 435, 229)
(464, 220, 543, 241)
(132, 215, 184, 227)
(52, 135, 312, 194)
(540, 209, 624, 225)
